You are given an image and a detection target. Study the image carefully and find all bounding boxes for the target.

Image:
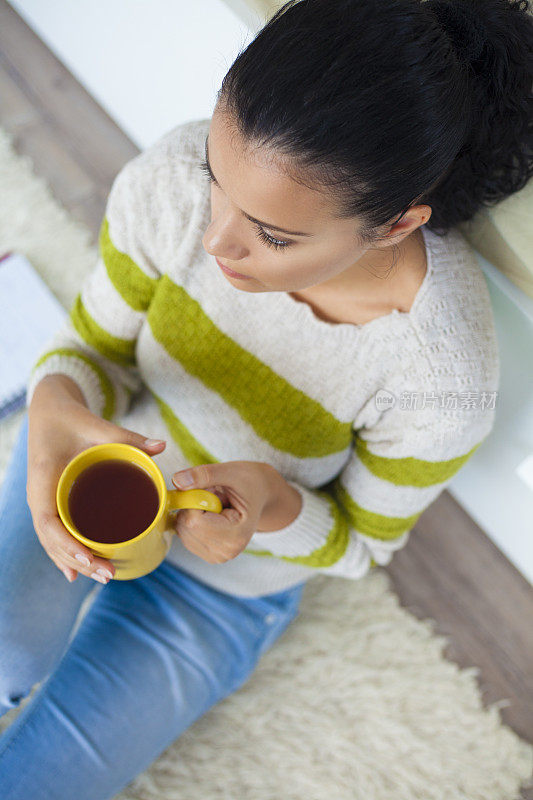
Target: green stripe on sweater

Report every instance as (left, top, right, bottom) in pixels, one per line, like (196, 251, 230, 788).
(99, 217, 158, 312)
(70, 295, 136, 368)
(244, 489, 351, 566)
(150, 389, 218, 466)
(148, 276, 352, 459)
(355, 436, 484, 488)
(30, 348, 115, 420)
(333, 480, 421, 540)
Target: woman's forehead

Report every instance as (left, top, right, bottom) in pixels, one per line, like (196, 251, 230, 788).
(208, 110, 346, 235)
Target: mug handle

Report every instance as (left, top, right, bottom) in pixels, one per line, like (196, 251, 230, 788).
(166, 488, 223, 514)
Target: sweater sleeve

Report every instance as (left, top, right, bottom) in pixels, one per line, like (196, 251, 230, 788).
(244, 396, 497, 578)
(25, 156, 161, 422)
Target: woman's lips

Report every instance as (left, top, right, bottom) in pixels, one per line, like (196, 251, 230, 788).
(215, 257, 252, 280)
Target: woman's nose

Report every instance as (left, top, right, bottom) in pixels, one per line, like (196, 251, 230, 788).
(202, 217, 247, 260)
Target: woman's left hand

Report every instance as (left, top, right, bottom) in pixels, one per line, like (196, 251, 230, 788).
(171, 461, 277, 564)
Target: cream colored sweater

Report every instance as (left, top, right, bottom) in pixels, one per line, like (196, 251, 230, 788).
(26, 118, 500, 597)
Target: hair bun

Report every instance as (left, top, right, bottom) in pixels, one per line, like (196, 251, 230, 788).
(427, 0, 487, 64)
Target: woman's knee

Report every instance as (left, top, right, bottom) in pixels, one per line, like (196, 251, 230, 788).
(0, 582, 95, 721)
(0, 640, 48, 718)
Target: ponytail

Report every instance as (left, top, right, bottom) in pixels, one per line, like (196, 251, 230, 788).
(420, 0, 533, 233)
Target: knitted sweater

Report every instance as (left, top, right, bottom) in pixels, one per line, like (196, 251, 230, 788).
(25, 118, 500, 598)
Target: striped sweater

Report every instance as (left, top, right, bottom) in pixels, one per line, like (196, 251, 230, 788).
(25, 118, 500, 597)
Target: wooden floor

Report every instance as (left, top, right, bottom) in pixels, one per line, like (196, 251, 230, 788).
(1, 1, 532, 794)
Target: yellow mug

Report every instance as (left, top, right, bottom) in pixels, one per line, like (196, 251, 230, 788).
(56, 442, 223, 580)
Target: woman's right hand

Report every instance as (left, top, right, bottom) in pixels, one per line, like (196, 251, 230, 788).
(26, 375, 166, 584)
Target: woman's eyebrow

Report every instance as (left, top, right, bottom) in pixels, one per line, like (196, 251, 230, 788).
(204, 136, 312, 237)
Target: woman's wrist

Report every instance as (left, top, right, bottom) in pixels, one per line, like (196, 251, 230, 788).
(31, 374, 88, 409)
(257, 465, 303, 532)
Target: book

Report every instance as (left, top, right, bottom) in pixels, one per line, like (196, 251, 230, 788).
(0, 251, 67, 421)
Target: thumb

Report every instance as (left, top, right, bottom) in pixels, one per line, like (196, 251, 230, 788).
(172, 464, 237, 521)
(172, 463, 222, 489)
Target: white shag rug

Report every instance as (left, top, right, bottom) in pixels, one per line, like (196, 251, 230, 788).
(1, 125, 532, 800)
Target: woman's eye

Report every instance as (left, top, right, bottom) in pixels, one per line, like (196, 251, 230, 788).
(198, 159, 294, 252)
(253, 223, 292, 251)
(199, 160, 213, 182)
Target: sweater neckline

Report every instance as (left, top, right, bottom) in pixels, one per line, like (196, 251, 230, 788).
(271, 223, 436, 338)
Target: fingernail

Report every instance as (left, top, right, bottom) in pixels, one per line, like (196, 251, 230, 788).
(75, 554, 91, 567)
(96, 568, 113, 580)
(145, 439, 165, 447)
(174, 470, 194, 487)
(91, 572, 108, 584)
(62, 568, 74, 583)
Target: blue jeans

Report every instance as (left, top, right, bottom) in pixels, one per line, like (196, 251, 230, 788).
(0, 414, 305, 800)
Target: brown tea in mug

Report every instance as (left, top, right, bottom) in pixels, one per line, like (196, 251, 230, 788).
(68, 459, 160, 544)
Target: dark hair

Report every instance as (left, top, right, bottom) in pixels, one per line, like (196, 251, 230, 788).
(218, 0, 533, 256)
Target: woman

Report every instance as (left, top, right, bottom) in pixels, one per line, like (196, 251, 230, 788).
(0, 0, 531, 797)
